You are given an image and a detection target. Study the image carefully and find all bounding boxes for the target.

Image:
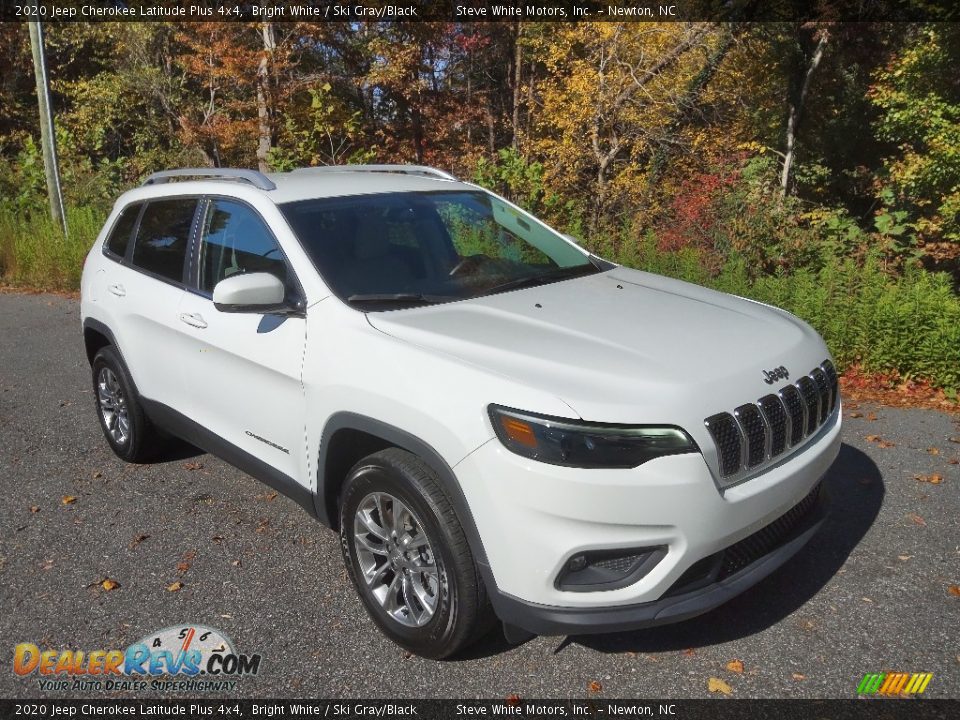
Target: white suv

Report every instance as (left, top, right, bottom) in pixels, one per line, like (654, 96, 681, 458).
(80, 166, 841, 658)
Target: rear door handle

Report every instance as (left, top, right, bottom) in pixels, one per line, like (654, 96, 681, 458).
(107, 283, 125, 297)
(179, 312, 208, 329)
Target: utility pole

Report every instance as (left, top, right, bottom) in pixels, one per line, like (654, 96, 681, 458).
(28, 21, 67, 236)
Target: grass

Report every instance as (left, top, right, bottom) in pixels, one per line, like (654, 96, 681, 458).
(0, 205, 104, 291)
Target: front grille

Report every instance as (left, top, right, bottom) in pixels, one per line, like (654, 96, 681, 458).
(704, 360, 838, 481)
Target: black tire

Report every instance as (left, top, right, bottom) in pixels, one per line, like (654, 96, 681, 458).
(339, 447, 495, 659)
(91, 346, 162, 463)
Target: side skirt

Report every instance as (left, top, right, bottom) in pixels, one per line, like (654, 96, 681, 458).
(141, 398, 319, 519)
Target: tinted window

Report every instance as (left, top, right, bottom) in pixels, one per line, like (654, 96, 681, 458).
(131, 199, 197, 283)
(105, 203, 140, 259)
(198, 200, 286, 294)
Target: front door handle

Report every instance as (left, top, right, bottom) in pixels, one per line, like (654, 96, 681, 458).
(107, 283, 125, 297)
(179, 312, 208, 329)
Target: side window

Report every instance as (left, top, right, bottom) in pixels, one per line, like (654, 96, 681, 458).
(198, 200, 287, 294)
(130, 199, 197, 283)
(104, 203, 140, 259)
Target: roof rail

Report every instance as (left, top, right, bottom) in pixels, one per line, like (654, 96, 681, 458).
(142, 168, 276, 191)
(292, 164, 458, 181)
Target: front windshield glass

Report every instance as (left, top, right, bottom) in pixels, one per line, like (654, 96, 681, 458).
(280, 190, 599, 309)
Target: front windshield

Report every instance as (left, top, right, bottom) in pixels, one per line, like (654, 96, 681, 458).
(280, 190, 599, 309)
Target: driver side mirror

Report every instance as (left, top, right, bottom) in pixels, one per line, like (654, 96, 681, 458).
(213, 272, 292, 314)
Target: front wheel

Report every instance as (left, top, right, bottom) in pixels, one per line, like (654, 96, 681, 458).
(91, 346, 162, 463)
(339, 448, 494, 659)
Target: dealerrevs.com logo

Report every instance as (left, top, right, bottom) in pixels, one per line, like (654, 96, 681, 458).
(13, 624, 262, 693)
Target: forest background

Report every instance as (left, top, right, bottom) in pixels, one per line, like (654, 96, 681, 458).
(1, 20, 958, 394)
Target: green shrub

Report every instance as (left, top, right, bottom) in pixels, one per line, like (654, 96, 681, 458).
(0, 205, 104, 291)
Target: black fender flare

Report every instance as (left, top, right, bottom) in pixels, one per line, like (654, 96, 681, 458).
(316, 411, 492, 574)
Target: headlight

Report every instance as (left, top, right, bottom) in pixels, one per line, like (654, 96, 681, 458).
(488, 405, 698, 469)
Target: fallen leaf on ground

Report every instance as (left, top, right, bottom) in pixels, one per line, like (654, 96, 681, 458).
(848, 412, 863, 418)
(915, 474, 943, 484)
(726, 659, 744, 673)
(29, 506, 40, 513)
(792, 673, 806, 681)
(682, 648, 696, 657)
(92, 471, 102, 478)
(898, 555, 913, 561)
(948, 437, 960, 444)
(211, 535, 224, 543)
(505, 694, 521, 705)
(101, 578, 120, 591)
(708, 677, 732, 695)
(948, 585, 960, 597)
(862, 597, 873, 603)
(176, 561, 191, 574)
(927, 447, 940, 455)
(948, 458, 959, 465)
(878, 440, 895, 448)
(61, 496, 77, 505)
(867, 412, 878, 421)
(166, 581, 183, 592)
(129, 534, 149, 549)
(42, 559, 54, 570)
(907, 513, 927, 526)
(255, 520, 270, 533)
(183, 462, 204, 471)
(865, 435, 881, 442)
(231, 559, 241, 567)
(587, 680, 602, 692)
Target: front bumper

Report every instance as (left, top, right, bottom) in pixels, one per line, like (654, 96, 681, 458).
(490, 482, 828, 635)
(452, 405, 841, 629)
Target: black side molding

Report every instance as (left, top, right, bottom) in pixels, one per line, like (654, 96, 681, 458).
(140, 398, 319, 519)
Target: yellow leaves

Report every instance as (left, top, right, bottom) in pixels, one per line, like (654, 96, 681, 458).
(906, 513, 927, 526)
(726, 659, 745, 673)
(587, 680, 603, 692)
(100, 579, 119, 591)
(914, 474, 943, 484)
(708, 677, 732, 695)
(29, 505, 40, 513)
(166, 581, 183, 593)
(61, 495, 77, 505)
(865, 435, 895, 448)
(948, 585, 960, 597)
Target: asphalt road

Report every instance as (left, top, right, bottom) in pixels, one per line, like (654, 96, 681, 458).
(1, 291, 958, 700)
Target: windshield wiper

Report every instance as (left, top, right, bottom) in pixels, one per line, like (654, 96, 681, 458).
(346, 292, 458, 306)
(480, 264, 599, 297)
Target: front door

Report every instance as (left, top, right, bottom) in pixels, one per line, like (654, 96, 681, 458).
(176, 198, 307, 483)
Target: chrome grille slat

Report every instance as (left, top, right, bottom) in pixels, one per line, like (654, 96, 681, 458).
(705, 360, 839, 482)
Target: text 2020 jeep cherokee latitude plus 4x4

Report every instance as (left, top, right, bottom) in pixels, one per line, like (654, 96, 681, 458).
(80, 165, 841, 658)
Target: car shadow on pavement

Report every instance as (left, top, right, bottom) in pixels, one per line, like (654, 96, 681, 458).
(567, 442, 884, 655)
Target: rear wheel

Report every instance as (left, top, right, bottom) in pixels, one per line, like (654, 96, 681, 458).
(339, 448, 494, 659)
(91, 346, 162, 463)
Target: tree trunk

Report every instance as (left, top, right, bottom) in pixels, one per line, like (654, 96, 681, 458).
(255, 21, 276, 174)
(780, 29, 828, 199)
(511, 20, 522, 150)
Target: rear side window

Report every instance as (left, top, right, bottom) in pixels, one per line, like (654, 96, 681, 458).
(198, 200, 287, 294)
(131, 199, 198, 284)
(104, 203, 140, 259)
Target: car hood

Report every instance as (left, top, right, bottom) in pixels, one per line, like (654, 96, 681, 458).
(367, 267, 830, 425)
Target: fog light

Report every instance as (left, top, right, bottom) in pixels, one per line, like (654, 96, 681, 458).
(556, 546, 667, 592)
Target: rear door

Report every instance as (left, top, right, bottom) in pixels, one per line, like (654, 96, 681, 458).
(176, 197, 307, 482)
(100, 197, 198, 412)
